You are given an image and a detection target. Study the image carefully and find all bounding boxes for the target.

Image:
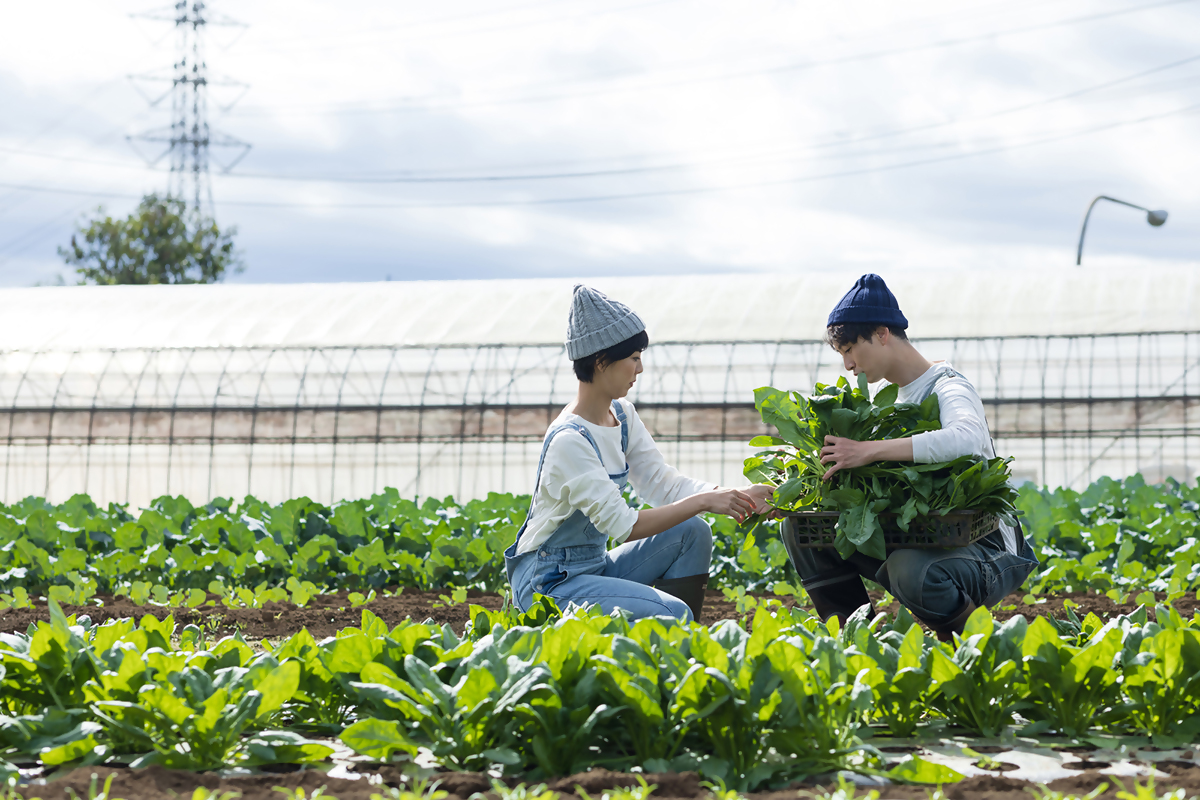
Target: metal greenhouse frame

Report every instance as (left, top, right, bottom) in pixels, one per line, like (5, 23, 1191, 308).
(0, 329, 1195, 505)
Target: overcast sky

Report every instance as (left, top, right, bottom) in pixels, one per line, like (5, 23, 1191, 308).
(1, 0, 1199, 285)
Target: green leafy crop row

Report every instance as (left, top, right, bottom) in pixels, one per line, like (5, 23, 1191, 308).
(1019, 475, 1200, 598)
(0, 490, 790, 606)
(1, 473, 1199, 604)
(4, 597, 1200, 788)
(0, 490, 528, 600)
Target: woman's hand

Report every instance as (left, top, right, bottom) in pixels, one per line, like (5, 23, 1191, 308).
(700, 488, 756, 523)
(744, 483, 775, 514)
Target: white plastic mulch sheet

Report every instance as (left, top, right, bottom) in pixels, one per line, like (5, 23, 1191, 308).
(865, 736, 1198, 786)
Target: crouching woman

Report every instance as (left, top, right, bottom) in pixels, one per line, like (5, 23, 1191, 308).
(505, 285, 771, 622)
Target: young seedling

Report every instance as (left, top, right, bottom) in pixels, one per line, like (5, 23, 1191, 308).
(202, 612, 226, 642)
(433, 587, 469, 608)
(1, 775, 43, 800)
(371, 778, 449, 800)
(63, 773, 123, 800)
(701, 777, 749, 800)
(798, 775, 881, 800)
(576, 777, 657, 800)
(470, 781, 558, 800)
(961, 747, 1004, 771)
(1027, 783, 1109, 800)
(273, 787, 338, 800)
(190, 789, 243, 800)
(720, 586, 758, 616)
(1111, 776, 1198, 800)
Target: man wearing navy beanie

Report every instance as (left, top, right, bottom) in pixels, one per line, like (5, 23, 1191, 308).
(789, 274, 1038, 640)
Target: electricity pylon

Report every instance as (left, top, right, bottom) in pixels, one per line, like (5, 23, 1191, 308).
(127, 1, 251, 221)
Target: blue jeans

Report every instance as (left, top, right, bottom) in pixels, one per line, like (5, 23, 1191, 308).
(791, 525, 1038, 623)
(509, 516, 712, 621)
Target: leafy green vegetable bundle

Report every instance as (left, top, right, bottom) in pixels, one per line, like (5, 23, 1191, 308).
(744, 374, 1021, 559)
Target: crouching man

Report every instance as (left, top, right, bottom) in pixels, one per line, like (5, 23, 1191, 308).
(793, 274, 1038, 640)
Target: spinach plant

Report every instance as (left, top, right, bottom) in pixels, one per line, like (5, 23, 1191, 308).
(746, 374, 1020, 558)
(927, 607, 1027, 737)
(1119, 622, 1200, 744)
(1019, 616, 1124, 737)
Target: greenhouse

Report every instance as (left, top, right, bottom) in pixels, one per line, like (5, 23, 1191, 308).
(0, 265, 1196, 506)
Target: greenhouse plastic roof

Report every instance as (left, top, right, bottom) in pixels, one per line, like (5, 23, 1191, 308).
(3, 265, 1197, 350)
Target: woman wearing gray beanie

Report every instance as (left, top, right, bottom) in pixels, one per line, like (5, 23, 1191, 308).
(503, 285, 772, 622)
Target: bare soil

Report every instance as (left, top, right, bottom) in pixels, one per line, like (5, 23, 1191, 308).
(36, 763, 1200, 800)
(875, 590, 1200, 625)
(2, 589, 1196, 639)
(0, 589, 506, 639)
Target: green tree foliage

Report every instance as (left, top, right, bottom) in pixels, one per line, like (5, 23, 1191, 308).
(59, 194, 243, 285)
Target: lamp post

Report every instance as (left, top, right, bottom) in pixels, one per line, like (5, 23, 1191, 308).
(1076, 195, 1168, 265)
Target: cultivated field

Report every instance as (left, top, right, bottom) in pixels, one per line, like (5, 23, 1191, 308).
(3, 476, 1200, 799)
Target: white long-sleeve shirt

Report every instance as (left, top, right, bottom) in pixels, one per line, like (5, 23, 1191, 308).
(897, 362, 994, 464)
(893, 361, 1018, 552)
(516, 399, 714, 555)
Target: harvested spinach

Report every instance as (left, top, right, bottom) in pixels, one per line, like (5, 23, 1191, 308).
(744, 373, 1020, 559)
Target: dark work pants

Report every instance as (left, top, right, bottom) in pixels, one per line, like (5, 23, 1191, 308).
(789, 524, 1039, 624)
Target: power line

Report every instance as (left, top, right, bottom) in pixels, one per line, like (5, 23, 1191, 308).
(5, 99, 1197, 210)
(0, 81, 145, 216)
(250, 0, 681, 53)
(0, 146, 150, 171)
(9, 51, 1200, 186)
(250, 0, 1058, 52)
(251, 0, 580, 48)
(224, 101, 1200, 208)
(224, 53, 1200, 184)
(231, 0, 1067, 130)
(230, 0, 1200, 118)
(0, 203, 91, 270)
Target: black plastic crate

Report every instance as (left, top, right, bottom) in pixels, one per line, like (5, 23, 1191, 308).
(781, 509, 999, 552)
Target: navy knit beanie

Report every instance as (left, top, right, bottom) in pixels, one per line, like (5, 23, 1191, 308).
(827, 274, 908, 329)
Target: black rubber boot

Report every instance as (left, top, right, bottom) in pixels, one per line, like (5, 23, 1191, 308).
(652, 573, 708, 622)
(922, 599, 978, 643)
(805, 576, 874, 626)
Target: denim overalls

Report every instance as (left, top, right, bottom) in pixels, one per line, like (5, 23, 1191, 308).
(504, 400, 711, 620)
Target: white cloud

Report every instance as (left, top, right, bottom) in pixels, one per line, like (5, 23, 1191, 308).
(1, 0, 1198, 284)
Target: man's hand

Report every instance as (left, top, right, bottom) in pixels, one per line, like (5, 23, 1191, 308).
(819, 436, 915, 479)
(819, 436, 878, 480)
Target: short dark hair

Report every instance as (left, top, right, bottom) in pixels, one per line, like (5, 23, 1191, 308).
(824, 322, 908, 350)
(573, 330, 649, 382)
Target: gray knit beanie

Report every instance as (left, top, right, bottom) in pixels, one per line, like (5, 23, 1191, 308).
(565, 284, 645, 360)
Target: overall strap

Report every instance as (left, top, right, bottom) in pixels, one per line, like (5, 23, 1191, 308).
(530, 422, 599, 500)
(931, 370, 997, 459)
(509, 423, 589, 560)
(527, 407, 625, 516)
(611, 399, 629, 453)
(511, 414, 623, 560)
(569, 423, 607, 466)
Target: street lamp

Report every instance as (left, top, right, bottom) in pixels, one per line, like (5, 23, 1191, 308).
(1076, 195, 1168, 265)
